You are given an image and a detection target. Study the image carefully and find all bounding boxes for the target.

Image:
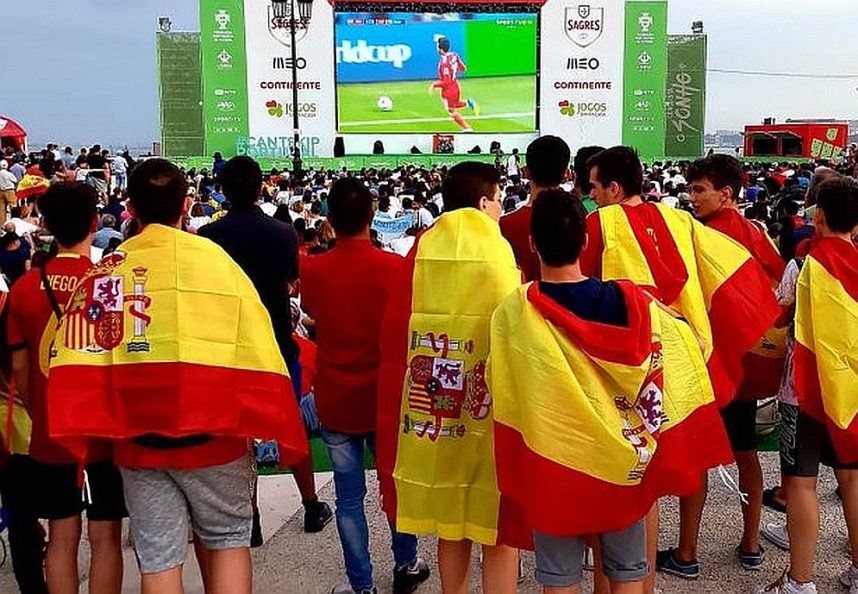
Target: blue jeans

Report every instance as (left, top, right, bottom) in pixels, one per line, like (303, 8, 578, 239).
(321, 428, 417, 591)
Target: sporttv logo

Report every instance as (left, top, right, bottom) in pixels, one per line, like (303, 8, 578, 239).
(337, 40, 412, 69)
(559, 99, 608, 118)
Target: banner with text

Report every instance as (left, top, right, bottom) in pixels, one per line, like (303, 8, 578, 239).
(665, 35, 706, 158)
(200, 0, 250, 156)
(242, 0, 337, 159)
(621, 0, 667, 160)
(539, 0, 627, 151)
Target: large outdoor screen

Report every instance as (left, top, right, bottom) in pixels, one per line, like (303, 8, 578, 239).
(335, 12, 538, 134)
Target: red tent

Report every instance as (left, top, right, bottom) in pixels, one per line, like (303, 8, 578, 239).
(0, 116, 27, 152)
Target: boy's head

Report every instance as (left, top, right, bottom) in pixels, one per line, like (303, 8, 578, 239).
(815, 176, 858, 235)
(525, 135, 571, 188)
(586, 146, 643, 207)
(37, 182, 98, 248)
(220, 156, 263, 208)
(573, 145, 605, 195)
(128, 158, 189, 226)
(687, 154, 743, 220)
(442, 162, 502, 221)
(327, 177, 373, 237)
(530, 189, 588, 267)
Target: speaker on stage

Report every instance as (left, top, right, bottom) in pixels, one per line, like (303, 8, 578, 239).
(333, 136, 345, 157)
(373, 140, 385, 155)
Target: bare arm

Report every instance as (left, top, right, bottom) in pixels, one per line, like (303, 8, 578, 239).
(11, 348, 30, 409)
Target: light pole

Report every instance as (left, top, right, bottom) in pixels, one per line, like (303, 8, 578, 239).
(272, 0, 313, 181)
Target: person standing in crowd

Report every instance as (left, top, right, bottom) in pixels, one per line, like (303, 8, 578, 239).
(302, 178, 430, 594)
(490, 190, 732, 594)
(573, 145, 604, 215)
(199, 156, 332, 537)
(0, 229, 32, 286)
(85, 144, 108, 196)
(377, 162, 527, 594)
(112, 152, 128, 191)
(60, 147, 76, 171)
(93, 214, 123, 249)
(7, 183, 127, 594)
(655, 154, 789, 573)
(760, 177, 858, 594)
(46, 159, 309, 594)
(506, 148, 521, 185)
(500, 135, 571, 282)
(579, 147, 780, 590)
(0, 160, 18, 225)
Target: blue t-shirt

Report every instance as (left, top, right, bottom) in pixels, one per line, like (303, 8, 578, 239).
(539, 278, 628, 327)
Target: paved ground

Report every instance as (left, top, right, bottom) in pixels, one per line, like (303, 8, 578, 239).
(1, 452, 852, 593)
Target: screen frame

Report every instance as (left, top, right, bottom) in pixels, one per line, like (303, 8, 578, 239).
(332, 9, 542, 135)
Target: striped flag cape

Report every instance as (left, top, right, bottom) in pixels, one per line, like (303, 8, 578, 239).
(46, 224, 308, 465)
(706, 208, 787, 400)
(585, 203, 780, 406)
(376, 208, 530, 548)
(15, 172, 50, 199)
(490, 281, 733, 536)
(794, 237, 858, 463)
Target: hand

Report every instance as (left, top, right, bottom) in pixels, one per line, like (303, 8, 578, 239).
(428, 84, 436, 94)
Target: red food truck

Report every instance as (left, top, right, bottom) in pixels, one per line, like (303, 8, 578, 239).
(743, 120, 849, 160)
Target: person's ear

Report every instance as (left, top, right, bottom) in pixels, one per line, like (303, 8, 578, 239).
(90, 214, 99, 234)
(529, 235, 537, 254)
(183, 196, 193, 216)
(127, 202, 137, 220)
(522, 165, 531, 180)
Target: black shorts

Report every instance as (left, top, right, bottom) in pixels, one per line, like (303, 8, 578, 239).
(779, 403, 858, 478)
(720, 399, 758, 452)
(7, 456, 127, 521)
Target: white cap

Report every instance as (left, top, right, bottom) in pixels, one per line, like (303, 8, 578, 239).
(0, 160, 7, 169)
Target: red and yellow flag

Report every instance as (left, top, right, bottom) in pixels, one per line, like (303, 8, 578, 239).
(794, 237, 858, 463)
(16, 172, 50, 199)
(376, 208, 529, 548)
(591, 204, 780, 406)
(46, 224, 308, 465)
(490, 281, 733, 536)
(706, 208, 787, 400)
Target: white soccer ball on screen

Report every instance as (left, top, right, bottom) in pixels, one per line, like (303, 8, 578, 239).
(377, 95, 394, 112)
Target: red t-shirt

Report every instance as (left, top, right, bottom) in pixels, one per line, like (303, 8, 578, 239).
(301, 238, 404, 434)
(6, 254, 111, 464)
(500, 206, 541, 282)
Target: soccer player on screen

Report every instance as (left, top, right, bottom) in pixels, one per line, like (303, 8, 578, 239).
(429, 36, 480, 132)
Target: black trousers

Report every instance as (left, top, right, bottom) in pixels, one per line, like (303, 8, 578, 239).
(1, 455, 48, 594)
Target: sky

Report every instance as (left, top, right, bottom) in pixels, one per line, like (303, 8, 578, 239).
(1, 0, 857, 147)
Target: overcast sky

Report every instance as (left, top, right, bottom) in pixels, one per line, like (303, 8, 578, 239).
(1, 0, 856, 146)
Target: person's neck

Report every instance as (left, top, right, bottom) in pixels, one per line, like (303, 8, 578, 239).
(59, 240, 92, 258)
(617, 194, 643, 207)
(338, 228, 370, 241)
(140, 220, 182, 231)
(818, 227, 854, 243)
(528, 184, 555, 205)
(540, 261, 586, 283)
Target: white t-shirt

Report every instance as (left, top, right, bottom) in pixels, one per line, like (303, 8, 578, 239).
(776, 259, 802, 405)
(389, 235, 416, 257)
(506, 154, 520, 176)
(260, 202, 277, 217)
(188, 216, 212, 232)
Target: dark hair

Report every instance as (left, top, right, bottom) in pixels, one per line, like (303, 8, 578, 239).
(574, 146, 605, 194)
(530, 189, 587, 267)
(328, 177, 373, 236)
(687, 154, 743, 200)
(442, 161, 500, 212)
(273, 204, 293, 224)
(437, 37, 450, 52)
(293, 217, 307, 237)
(220, 156, 262, 207)
(128, 158, 188, 225)
(525, 135, 571, 187)
(587, 146, 643, 197)
(37, 182, 97, 247)
(816, 176, 858, 233)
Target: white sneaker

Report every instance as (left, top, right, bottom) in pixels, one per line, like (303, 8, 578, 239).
(762, 522, 790, 551)
(756, 570, 817, 593)
(840, 564, 858, 593)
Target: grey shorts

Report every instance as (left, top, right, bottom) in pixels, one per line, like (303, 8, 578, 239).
(534, 519, 648, 587)
(120, 454, 255, 574)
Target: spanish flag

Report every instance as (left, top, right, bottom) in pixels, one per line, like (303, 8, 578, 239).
(794, 237, 858, 463)
(46, 224, 308, 465)
(584, 203, 780, 406)
(16, 172, 50, 200)
(490, 282, 733, 536)
(376, 208, 529, 548)
(706, 208, 787, 400)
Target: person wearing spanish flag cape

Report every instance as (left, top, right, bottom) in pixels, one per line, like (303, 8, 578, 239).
(377, 162, 527, 594)
(678, 154, 789, 574)
(577, 147, 781, 586)
(490, 189, 733, 594)
(46, 159, 308, 594)
(759, 176, 858, 594)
